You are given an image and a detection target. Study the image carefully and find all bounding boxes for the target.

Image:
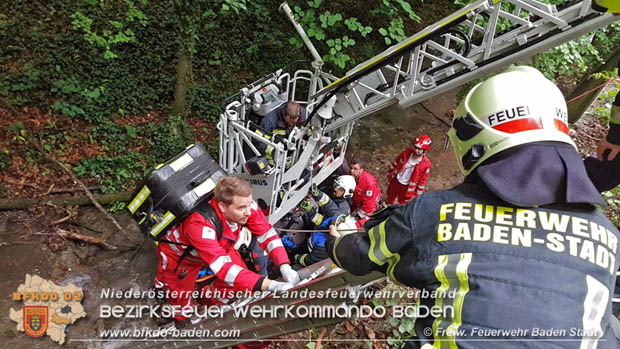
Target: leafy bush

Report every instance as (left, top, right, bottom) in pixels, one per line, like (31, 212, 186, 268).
(74, 151, 146, 193)
(144, 115, 194, 163)
(0, 150, 11, 170)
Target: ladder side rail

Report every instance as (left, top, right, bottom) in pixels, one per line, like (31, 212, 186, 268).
(216, 118, 228, 171)
(399, 13, 616, 108)
(291, 70, 314, 104)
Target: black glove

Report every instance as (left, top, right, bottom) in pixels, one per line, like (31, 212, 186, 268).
(363, 204, 398, 231)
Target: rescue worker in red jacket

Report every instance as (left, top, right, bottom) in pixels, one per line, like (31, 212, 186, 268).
(386, 135, 432, 204)
(154, 177, 300, 325)
(350, 159, 381, 229)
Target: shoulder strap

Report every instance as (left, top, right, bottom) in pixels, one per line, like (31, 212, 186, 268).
(169, 201, 224, 274)
(195, 201, 224, 240)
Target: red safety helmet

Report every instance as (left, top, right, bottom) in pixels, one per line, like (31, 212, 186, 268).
(414, 134, 432, 150)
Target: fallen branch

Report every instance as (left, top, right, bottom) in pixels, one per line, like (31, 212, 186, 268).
(0, 241, 37, 247)
(4, 180, 101, 193)
(49, 186, 101, 194)
(34, 146, 123, 241)
(52, 214, 74, 226)
(0, 192, 132, 210)
(3, 180, 37, 188)
(22, 127, 125, 242)
(56, 228, 118, 250)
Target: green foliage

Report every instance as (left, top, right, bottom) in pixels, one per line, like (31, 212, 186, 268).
(344, 17, 372, 37)
(109, 201, 127, 213)
(74, 151, 145, 193)
(0, 150, 11, 170)
(8, 122, 27, 144)
(291, 0, 423, 69)
(387, 300, 417, 348)
(532, 21, 620, 81)
(532, 35, 603, 81)
(144, 115, 194, 162)
(220, 0, 247, 14)
(71, 0, 148, 59)
(0, 0, 453, 193)
(589, 70, 618, 123)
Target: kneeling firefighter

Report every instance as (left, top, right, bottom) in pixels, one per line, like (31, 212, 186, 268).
(154, 177, 300, 325)
(326, 66, 620, 347)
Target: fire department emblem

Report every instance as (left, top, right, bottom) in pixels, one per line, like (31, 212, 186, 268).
(23, 306, 48, 338)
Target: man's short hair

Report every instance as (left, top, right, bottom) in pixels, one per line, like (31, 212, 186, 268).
(350, 158, 365, 169)
(283, 102, 302, 120)
(214, 177, 253, 204)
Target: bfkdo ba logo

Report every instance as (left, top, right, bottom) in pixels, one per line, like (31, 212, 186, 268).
(23, 306, 48, 337)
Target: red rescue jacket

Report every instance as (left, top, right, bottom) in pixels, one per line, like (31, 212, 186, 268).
(352, 170, 381, 223)
(159, 197, 289, 291)
(387, 148, 431, 200)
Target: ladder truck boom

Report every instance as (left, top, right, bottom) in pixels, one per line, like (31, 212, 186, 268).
(218, 0, 617, 225)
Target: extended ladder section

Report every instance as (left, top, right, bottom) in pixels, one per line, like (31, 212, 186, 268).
(320, 0, 617, 131)
(218, 0, 616, 224)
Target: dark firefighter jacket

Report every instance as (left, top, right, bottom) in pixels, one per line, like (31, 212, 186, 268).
(255, 103, 307, 158)
(327, 182, 620, 348)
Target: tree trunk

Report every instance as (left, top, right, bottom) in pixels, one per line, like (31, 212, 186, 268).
(0, 192, 132, 210)
(171, 43, 193, 117)
(567, 46, 620, 123)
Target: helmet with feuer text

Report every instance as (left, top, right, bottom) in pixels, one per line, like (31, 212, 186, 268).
(447, 66, 576, 176)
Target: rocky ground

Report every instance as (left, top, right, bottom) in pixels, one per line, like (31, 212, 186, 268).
(0, 84, 618, 348)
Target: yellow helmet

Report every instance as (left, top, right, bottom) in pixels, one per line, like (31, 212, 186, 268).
(592, 0, 620, 13)
(447, 66, 576, 175)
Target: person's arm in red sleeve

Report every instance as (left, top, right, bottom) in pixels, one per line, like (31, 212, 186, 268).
(414, 159, 431, 197)
(184, 218, 265, 291)
(245, 201, 291, 267)
(356, 177, 381, 228)
(387, 151, 404, 182)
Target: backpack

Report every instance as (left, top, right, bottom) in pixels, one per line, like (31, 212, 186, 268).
(127, 143, 226, 241)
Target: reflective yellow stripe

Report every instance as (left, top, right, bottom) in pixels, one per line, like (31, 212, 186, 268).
(128, 185, 151, 214)
(432, 255, 450, 349)
(331, 236, 345, 267)
(314, 214, 324, 226)
(431, 253, 472, 349)
(300, 254, 307, 266)
(368, 220, 390, 265)
(446, 253, 472, 343)
(317, 194, 330, 207)
(367, 220, 402, 284)
(266, 145, 275, 159)
(150, 211, 176, 238)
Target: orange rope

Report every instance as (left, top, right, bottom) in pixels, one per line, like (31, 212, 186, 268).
(566, 76, 619, 104)
(196, 274, 215, 283)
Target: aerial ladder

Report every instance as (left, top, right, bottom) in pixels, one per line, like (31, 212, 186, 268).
(128, 1, 618, 348)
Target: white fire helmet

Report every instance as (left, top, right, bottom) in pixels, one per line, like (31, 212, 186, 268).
(447, 65, 575, 176)
(333, 175, 356, 198)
